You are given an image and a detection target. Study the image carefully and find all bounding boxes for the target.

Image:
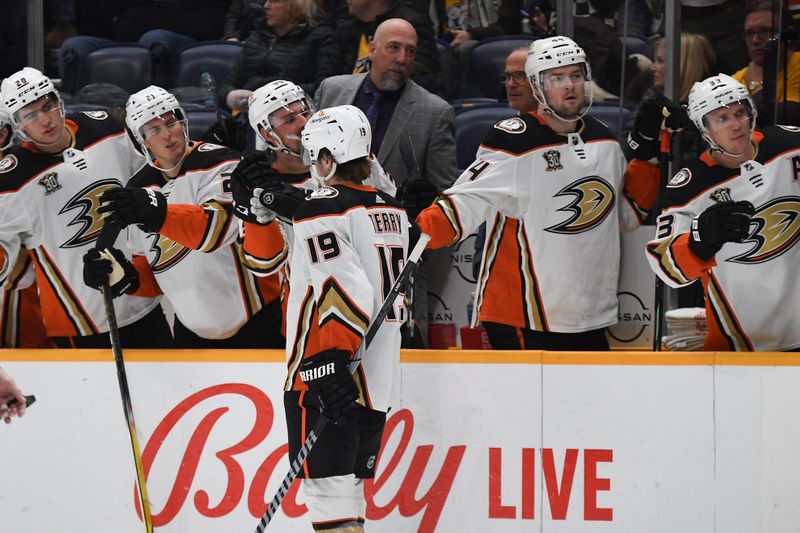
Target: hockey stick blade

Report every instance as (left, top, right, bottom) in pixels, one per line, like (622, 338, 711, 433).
(96, 222, 155, 533)
(253, 233, 431, 532)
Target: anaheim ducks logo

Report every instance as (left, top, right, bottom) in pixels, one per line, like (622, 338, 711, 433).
(58, 179, 122, 248)
(149, 233, 191, 273)
(728, 196, 800, 264)
(545, 176, 615, 234)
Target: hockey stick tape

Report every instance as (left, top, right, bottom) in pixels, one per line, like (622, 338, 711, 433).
(99, 249, 125, 286)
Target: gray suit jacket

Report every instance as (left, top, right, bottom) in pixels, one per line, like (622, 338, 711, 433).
(314, 73, 457, 193)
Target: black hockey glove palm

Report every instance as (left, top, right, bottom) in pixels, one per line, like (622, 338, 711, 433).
(99, 187, 167, 233)
(627, 96, 690, 160)
(83, 247, 140, 298)
(398, 179, 439, 220)
(688, 201, 755, 260)
(231, 152, 279, 223)
(256, 182, 308, 223)
(298, 349, 359, 424)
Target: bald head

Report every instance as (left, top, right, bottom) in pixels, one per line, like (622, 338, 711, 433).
(369, 18, 418, 91)
(373, 18, 417, 46)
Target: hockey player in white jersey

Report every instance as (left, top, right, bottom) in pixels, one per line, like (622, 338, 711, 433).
(274, 105, 409, 532)
(646, 74, 800, 351)
(0, 67, 171, 348)
(230, 81, 396, 334)
(417, 36, 657, 350)
(0, 100, 50, 347)
(87, 85, 284, 348)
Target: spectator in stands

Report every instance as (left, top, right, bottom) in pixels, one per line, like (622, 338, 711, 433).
(89, 85, 285, 348)
(0, 367, 27, 424)
(219, 0, 338, 112)
(680, 0, 748, 73)
(433, 0, 547, 51)
(573, 0, 646, 99)
(623, 33, 715, 165)
(315, 18, 457, 346)
(730, 0, 800, 125)
(223, 0, 267, 41)
(334, 0, 443, 94)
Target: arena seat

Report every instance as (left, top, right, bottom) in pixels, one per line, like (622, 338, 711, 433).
(454, 104, 516, 170)
(458, 35, 536, 99)
(436, 38, 456, 100)
(186, 110, 220, 140)
(169, 41, 242, 89)
(74, 43, 153, 95)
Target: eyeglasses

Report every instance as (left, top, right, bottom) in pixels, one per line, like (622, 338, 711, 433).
(16, 98, 62, 126)
(500, 71, 527, 84)
(744, 28, 773, 41)
(142, 117, 184, 140)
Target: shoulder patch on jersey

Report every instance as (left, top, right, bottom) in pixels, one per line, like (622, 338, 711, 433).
(493, 117, 527, 134)
(82, 110, 108, 120)
(0, 154, 18, 173)
(778, 125, 800, 132)
(667, 168, 692, 188)
(309, 186, 339, 199)
(197, 142, 224, 152)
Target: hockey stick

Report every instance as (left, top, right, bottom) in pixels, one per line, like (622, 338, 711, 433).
(652, 129, 672, 352)
(253, 232, 431, 532)
(96, 223, 154, 533)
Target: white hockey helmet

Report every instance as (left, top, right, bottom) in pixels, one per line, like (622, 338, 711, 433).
(125, 85, 188, 167)
(688, 74, 756, 139)
(248, 80, 314, 156)
(525, 36, 592, 119)
(0, 105, 14, 151)
(301, 105, 371, 185)
(1, 67, 62, 130)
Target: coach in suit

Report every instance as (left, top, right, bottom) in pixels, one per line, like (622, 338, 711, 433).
(314, 18, 457, 194)
(314, 18, 458, 348)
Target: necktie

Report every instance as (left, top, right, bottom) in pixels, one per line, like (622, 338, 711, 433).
(364, 90, 383, 135)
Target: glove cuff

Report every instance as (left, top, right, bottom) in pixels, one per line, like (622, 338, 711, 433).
(688, 217, 721, 261)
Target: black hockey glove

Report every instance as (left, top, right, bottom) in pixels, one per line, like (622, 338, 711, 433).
(83, 247, 140, 298)
(298, 349, 359, 424)
(627, 96, 690, 160)
(98, 187, 167, 234)
(255, 182, 309, 223)
(397, 179, 439, 220)
(231, 152, 279, 223)
(688, 201, 755, 260)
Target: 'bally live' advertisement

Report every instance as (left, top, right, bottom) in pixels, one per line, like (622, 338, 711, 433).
(1, 351, 799, 532)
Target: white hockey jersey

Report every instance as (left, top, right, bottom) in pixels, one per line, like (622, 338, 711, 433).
(126, 141, 278, 339)
(0, 253, 50, 347)
(646, 127, 800, 351)
(283, 184, 409, 412)
(418, 112, 643, 333)
(0, 112, 156, 337)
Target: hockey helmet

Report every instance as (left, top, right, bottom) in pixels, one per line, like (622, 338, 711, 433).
(1, 67, 62, 130)
(125, 85, 188, 167)
(0, 105, 13, 151)
(687, 74, 755, 137)
(301, 105, 371, 185)
(525, 36, 592, 119)
(248, 80, 314, 156)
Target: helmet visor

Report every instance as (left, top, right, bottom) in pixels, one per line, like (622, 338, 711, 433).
(13, 94, 62, 127)
(703, 101, 755, 133)
(140, 111, 185, 141)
